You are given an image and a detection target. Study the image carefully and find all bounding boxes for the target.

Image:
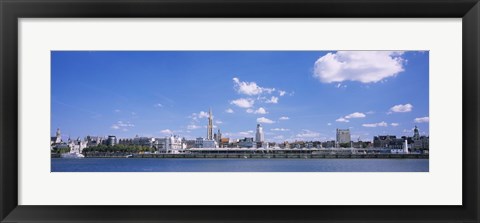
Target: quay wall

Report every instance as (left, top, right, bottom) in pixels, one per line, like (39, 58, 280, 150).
(80, 153, 428, 159)
(51, 153, 428, 159)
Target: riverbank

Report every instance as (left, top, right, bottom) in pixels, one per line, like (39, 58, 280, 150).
(72, 153, 428, 159)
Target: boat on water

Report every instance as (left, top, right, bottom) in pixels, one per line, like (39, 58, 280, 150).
(61, 152, 85, 159)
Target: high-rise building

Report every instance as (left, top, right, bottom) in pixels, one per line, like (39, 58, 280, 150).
(336, 128, 351, 146)
(215, 129, 222, 144)
(255, 124, 264, 143)
(207, 108, 213, 140)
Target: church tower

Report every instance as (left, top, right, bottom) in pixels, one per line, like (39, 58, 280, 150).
(207, 108, 213, 140)
(55, 128, 62, 143)
(413, 125, 420, 140)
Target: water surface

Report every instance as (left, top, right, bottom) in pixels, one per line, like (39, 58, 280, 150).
(51, 158, 429, 172)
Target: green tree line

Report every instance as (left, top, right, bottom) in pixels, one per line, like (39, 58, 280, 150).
(52, 147, 70, 154)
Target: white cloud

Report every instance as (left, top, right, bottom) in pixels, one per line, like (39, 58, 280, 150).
(238, 131, 253, 136)
(279, 90, 286, 96)
(187, 124, 201, 130)
(233, 77, 275, 95)
(114, 109, 121, 113)
(225, 108, 234, 113)
(271, 128, 290, 131)
(414, 117, 429, 123)
(336, 117, 350, 123)
(246, 109, 254, 113)
(215, 120, 223, 124)
(257, 117, 275, 124)
(345, 112, 366, 119)
(313, 51, 405, 83)
(262, 88, 275, 94)
(389, 104, 413, 113)
(327, 123, 332, 126)
(154, 103, 163, 108)
(111, 121, 134, 131)
(335, 83, 347, 88)
(230, 98, 254, 108)
(254, 107, 268, 114)
(296, 130, 320, 138)
(391, 123, 400, 127)
(266, 96, 279, 104)
(160, 129, 173, 134)
(362, 121, 388, 127)
(279, 116, 289, 120)
(189, 111, 210, 121)
(198, 111, 209, 118)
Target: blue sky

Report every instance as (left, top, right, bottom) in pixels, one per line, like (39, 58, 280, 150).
(51, 51, 429, 142)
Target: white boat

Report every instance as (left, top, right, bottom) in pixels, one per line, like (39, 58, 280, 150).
(61, 152, 85, 159)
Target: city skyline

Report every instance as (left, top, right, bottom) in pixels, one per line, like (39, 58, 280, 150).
(51, 51, 429, 142)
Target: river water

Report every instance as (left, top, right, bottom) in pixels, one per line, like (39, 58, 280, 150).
(51, 158, 428, 172)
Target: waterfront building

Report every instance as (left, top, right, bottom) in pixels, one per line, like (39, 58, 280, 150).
(220, 138, 230, 148)
(352, 141, 372, 148)
(194, 137, 217, 148)
(336, 129, 351, 147)
(184, 139, 196, 149)
(68, 137, 87, 153)
(388, 138, 405, 149)
(118, 138, 132, 145)
(155, 135, 185, 154)
(132, 136, 155, 147)
(207, 108, 213, 140)
(195, 137, 204, 148)
(203, 139, 217, 148)
(85, 136, 104, 147)
(291, 141, 305, 149)
(107, 135, 117, 146)
(373, 135, 396, 148)
(321, 140, 336, 148)
(238, 137, 254, 148)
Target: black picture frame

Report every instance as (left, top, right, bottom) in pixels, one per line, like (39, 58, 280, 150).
(1, 0, 479, 222)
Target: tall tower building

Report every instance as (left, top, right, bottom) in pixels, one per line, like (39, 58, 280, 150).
(207, 108, 213, 140)
(216, 129, 222, 143)
(336, 128, 351, 146)
(255, 124, 264, 143)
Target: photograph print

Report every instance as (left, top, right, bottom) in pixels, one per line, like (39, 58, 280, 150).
(50, 51, 429, 172)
